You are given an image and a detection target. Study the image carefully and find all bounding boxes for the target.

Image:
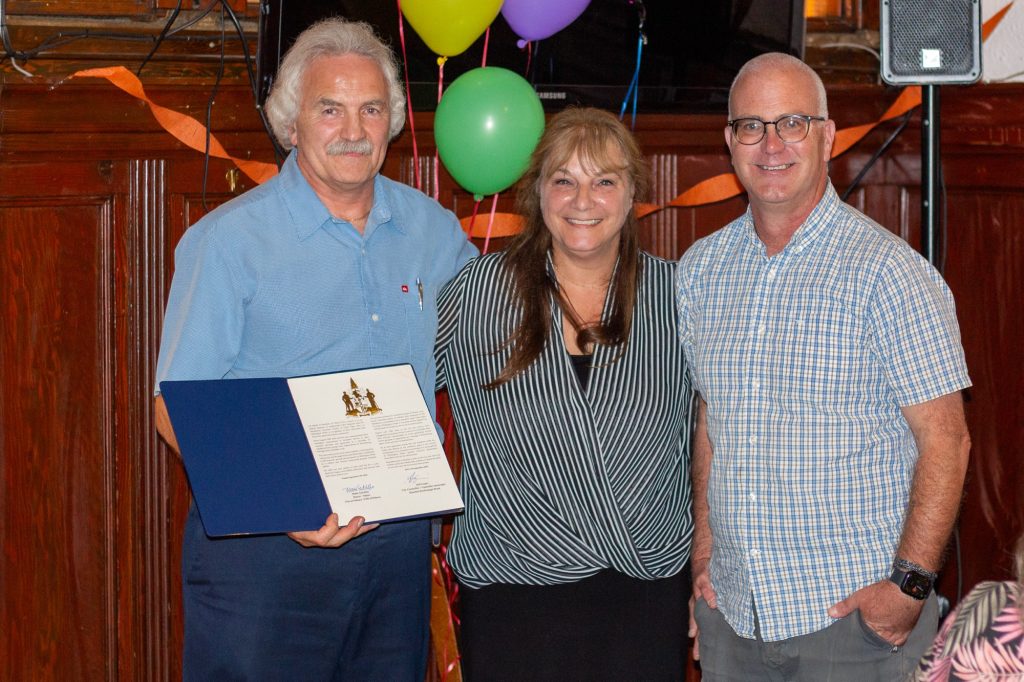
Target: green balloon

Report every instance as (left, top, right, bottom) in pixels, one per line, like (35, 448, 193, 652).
(435, 67, 545, 199)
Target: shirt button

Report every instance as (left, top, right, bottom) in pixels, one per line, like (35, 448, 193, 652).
(751, 549, 761, 558)
(757, 324, 766, 336)
(749, 493, 757, 502)
(371, 313, 380, 322)
(766, 269, 776, 280)
(750, 380, 760, 392)
(749, 435, 758, 445)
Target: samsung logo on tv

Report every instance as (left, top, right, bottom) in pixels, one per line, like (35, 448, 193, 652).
(537, 91, 568, 100)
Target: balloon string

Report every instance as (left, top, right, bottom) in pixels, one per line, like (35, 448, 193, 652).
(482, 26, 490, 67)
(619, 35, 644, 129)
(438, 543, 461, 626)
(435, 57, 446, 202)
(436, 58, 446, 105)
(395, 0, 422, 191)
(431, 546, 463, 679)
(465, 198, 481, 238)
(435, 402, 462, 630)
(482, 193, 499, 255)
(524, 41, 532, 78)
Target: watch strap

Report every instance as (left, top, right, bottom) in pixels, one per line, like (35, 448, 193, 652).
(889, 558, 937, 600)
(893, 557, 938, 580)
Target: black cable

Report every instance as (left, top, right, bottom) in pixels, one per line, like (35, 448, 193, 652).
(137, 0, 183, 76)
(165, 1, 221, 37)
(201, 2, 227, 213)
(840, 110, 914, 203)
(22, 31, 159, 59)
(1, 0, 27, 60)
(220, 0, 257, 101)
(5, 0, 223, 62)
(219, 0, 286, 164)
(939, 155, 948, 275)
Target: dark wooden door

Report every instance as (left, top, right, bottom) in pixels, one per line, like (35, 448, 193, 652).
(1, 159, 129, 679)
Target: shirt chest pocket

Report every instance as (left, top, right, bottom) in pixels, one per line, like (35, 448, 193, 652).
(782, 303, 863, 402)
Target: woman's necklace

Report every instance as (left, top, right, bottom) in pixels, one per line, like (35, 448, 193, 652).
(553, 264, 609, 325)
(551, 262, 612, 290)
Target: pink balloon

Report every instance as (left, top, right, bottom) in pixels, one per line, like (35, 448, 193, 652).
(501, 0, 592, 47)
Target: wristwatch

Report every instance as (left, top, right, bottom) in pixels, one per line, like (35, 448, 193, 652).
(889, 558, 938, 600)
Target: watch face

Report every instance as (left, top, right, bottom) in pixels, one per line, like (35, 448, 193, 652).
(901, 571, 932, 599)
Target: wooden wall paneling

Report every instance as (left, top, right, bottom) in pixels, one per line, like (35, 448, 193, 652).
(153, 0, 248, 12)
(5, 0, 154, 17)
(828, 116, 921, 247)
(644, 152, 684, 259)
(0, 83, 276, 177)
(940, 173, 1024, 596)
(932, 91, 1024, 599)
(635, 114, 746, 258)
(119, 157, 181, 681)
(0, 161, 120, 679)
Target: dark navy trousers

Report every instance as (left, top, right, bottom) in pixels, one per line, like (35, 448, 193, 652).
(181, 505, 431, 681)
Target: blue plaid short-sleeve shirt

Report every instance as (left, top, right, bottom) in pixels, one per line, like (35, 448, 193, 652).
(675, 183, 970, 641)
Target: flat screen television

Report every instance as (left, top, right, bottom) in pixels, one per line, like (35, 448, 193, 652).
(256, 0, 805, 113)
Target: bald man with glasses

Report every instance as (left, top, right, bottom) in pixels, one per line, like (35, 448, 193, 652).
(675, 53, 971, 680)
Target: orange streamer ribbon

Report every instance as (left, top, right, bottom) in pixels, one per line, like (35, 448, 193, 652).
(460, 211, 522, 238)
(984, 2, 1014, 41)
(70, 66, 278, 185)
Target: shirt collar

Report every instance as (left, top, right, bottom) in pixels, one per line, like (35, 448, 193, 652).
(277, 150, 400, 241)
(740, 181, 841, 256)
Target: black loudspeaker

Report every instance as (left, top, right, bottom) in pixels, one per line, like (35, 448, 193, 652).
(880, 0, 982, 84)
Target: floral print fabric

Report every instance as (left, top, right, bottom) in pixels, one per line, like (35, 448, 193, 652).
(913, 580, 1024, 681)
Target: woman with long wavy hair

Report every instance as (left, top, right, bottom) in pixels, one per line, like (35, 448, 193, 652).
(435, 107, 693, 680)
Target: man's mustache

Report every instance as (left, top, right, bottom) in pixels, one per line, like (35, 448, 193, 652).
(327, 139, 373, 155)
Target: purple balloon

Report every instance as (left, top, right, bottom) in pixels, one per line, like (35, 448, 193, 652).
(501, 0, 592, 46)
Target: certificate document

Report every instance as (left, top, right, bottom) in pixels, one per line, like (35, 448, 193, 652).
(287, 366, 463, 526)
(159, 364, 463, 537)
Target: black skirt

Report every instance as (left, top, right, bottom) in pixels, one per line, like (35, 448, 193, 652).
(457, 567, 691, 681)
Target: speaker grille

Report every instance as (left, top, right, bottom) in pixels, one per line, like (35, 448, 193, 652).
(881, 0, 981, 84)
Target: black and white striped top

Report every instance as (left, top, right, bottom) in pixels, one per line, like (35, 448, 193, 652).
(436, 251, 693, 588)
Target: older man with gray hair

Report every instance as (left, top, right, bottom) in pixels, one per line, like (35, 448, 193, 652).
(153, 18, 476, 679)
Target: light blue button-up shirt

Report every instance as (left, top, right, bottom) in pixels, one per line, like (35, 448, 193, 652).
(156, 150, 478, 421)
(676, 183, 970, 641)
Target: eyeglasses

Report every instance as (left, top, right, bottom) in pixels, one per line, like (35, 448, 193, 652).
(727, 114, 826, 145)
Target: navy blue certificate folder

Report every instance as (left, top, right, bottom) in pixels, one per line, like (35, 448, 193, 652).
(160, 377, 332, 537)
